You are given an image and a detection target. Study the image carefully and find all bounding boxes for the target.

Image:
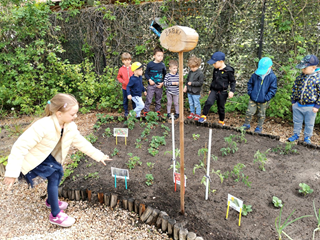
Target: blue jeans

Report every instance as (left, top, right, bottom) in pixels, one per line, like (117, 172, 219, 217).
(47, 171, 61, 217)
(122, 89, 136, 114)
(188, 93, 201, 115)
(292, 103, 316, 138)
(132, 96, 145, 117)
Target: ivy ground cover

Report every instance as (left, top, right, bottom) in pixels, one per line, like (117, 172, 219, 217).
(63, 120, 320, 240)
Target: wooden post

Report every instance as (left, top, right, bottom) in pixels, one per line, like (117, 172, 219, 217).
(179, 51, 185, 215)
(160, 26, 198, 216)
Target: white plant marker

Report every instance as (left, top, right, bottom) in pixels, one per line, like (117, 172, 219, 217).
(205, 129, 212, 200)
(172, 113, 176, 182)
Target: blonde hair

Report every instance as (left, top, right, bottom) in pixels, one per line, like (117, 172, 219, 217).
(44, 93, 78, 117)
(188, 56, 201, 68)
(169, 60, 178, 68)
(121, 52, 132, 60)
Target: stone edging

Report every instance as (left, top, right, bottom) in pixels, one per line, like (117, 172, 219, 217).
(57, 187, 203, 240)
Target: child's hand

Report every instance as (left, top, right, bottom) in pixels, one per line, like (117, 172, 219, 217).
(183, 86, 187, 93)
(4, 177, 16, 191)
(128, 95, 132, 100)
(313, 107, 319, 113)
(228, 92, 234, 98)
(173, 82, 179, 86)
(144, 91, 147, 96)
(188, 82, 192, 86)
(100, 155, 112, 166)
(149, 79, 155, 85)
(157, 83, 163, 88)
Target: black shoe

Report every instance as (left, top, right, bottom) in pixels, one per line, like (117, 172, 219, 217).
(167, 113, 171, 119)
(174, 114, 179, 120)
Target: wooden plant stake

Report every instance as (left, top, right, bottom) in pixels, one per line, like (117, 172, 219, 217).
(160, 25, 199, 215)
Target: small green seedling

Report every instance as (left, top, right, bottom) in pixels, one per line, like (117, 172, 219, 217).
(253, 149, 270, 171)
(275, 206, 312, 240)
(145, 174, 154, 186)
(272, 142, 298, 155)
(84, 172, 99, 180)
(272, 196, 283, 208)
(198, 148, 208, 162)
(135, 138, 142, 148)
(111, 148, 119, 157)
(242, 204, 252, 216)
(164, 148, 181, 159)
(85, 133, 98, 144)
(148, 148, 159, 157)
(192, 133, 200, 140)
(299, 183, 313, 196)
(161, 124, 170, 132)
(103, 128, 113, 137)
(200, 175, 216, 194)
(146, 162, 155, 169)
(127, 153, 142, 170)
(313, 199, 320, 240)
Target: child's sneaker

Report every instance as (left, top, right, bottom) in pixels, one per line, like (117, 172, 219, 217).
(242, 124, 250, 130)
(46, 199, 68, 210)
(254, 126, 262, 133)
(49, 210, 75, 227)
(187, 113, 195, 119)
(194, 114, 201, 121)
(156, 111, 161, 116)
(167, 113, 172, 119)
(304, 136, 311, 144)
(198, 115, 206, 123)
(288, 133, 299, 142)
(218, 121, 225, 126)
(174, 114, 179, 120)
(143, 111, 148, 117)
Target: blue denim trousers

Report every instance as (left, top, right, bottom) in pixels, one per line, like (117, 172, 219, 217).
(131, 96, 145, 117)
(122, 89, 136, 114)
(292, 103, 317, 138)
(187, 93, 201, 115)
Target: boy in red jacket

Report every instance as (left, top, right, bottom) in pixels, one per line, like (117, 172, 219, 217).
(117, 52, 136, 116)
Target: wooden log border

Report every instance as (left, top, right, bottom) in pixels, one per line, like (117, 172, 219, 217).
(57, 116, 320, 240)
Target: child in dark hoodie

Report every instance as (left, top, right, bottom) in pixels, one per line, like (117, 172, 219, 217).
(242, 57, 277, 133)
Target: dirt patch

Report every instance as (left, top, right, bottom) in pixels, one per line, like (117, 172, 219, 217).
(63, 120, 320, 240)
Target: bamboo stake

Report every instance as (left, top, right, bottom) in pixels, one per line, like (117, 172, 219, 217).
(179, 51, 185, 215)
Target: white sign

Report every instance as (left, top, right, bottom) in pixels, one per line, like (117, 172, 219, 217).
(174, 173, 186, 187)
(227, 194, 243, 212)
(114, 128, 128, 137)
(111, 167, 129, 179)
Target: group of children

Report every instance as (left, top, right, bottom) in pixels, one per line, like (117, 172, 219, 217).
(118, 47, 320, 144)
(3, 47, 320, 229)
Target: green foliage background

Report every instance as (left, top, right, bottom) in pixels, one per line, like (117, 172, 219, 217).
(1, 0, 320, 123)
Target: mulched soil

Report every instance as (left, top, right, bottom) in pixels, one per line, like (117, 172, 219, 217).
(63, 119, 320, 240)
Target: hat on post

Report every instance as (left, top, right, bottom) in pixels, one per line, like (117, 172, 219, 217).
(296, 55, 319, 69)
(131, 62, 145, 72)
(207, 52, 225, 64)
(255, 57, 273, 75)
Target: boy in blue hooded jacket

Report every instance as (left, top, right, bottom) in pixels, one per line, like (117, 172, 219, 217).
(242, 57, 277, 133)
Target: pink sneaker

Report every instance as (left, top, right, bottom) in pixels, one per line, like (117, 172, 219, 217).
(46, 199, 68, 210)
(49, 210, 75, 227)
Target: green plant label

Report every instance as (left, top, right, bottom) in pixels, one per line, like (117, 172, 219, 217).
(227, 194, 243, 213)
(111, 167, 129, 179)
(114, 128, 128, 137)
(174, 172, 186, 187)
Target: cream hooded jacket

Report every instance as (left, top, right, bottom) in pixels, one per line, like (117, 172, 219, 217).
(5, 115, 105, 178)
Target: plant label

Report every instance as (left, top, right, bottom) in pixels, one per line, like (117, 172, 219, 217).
(227, 194, 243, 213)
(174, 173, 186, 187)
(111, 167, 129, 179)
(114, 128, 128, 137)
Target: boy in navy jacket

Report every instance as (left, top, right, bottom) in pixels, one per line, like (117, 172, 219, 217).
(242, 57, 277, 133)
(127, 62, 147, 118)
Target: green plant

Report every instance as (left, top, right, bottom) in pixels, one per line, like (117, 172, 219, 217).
(299, 183, 313, 196)
(103, 128, 113, 138)
(198, 148, 208, 162)
(125, 110, 138, 130)
(272, 196, 283, 208)
(146, 162, 155, 169)
(312, 199, 320, 240)
(242, 204, 252, 216)
(148, 148, 159, 157)
(5, 125, 24, 137)
(275, 206, 312, 240)
(149, 136, 166, 149)
(164, 148, 181, 159)
(118, 116, 124, 122)
(237, 127, 247, 143)
(161, 124, 170, 132)
(126, 153, 142, 170)
(200, 175, 216, 194)
(220, 135, 238, 156)
(0, 156, 8, 166)
(135, 138, 142, 148)
(85, 133, 98, 144)
(145, 174, 154, 186)
(272, 142, 298, 155)
(225, 163, 251, 187)
(84, 172, 99, 180)
(145, 111, 159, 123)
(60, 151, 83, 185)
(192, 134, 200, 140)
(111, 148, 119, 157)
(253, 149, 270, 171)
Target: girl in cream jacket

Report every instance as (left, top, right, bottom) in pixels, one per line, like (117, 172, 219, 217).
(4, 93, 112, 227)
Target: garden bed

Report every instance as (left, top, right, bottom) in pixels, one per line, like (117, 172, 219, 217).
(63, 118, 320, 240)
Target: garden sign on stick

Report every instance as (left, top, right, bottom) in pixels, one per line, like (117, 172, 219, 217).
(160, 25, 199, 215)
(114, 128, 128, 145)
(111, 167, 129, 190)
(226, 194, 243, 226)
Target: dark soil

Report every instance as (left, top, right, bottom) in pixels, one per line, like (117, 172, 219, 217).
(63, 119, 320, 240)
